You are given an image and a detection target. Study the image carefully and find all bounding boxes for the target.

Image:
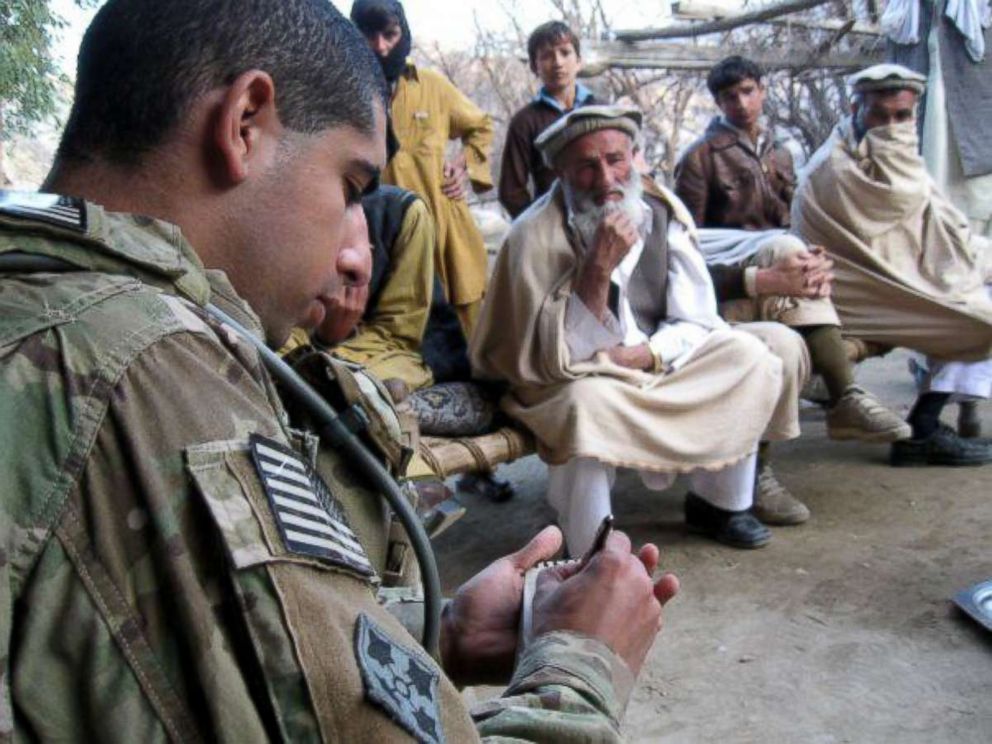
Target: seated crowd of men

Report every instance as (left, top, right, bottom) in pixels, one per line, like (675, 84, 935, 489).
(2, 0, 991, 739)
(301, 9, 992, 555)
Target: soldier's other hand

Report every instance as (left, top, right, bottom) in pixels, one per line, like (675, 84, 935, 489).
(314, 284, 370, 346)
(532, 531, 679, 678)
(441, 153, 468, 201)
(440, 525, 563, 686)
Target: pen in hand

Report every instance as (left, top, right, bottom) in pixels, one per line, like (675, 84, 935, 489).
(578, 514, 614, 568)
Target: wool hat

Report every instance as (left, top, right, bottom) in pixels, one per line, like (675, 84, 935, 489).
(535, 104, 643, 167)
(847, 63, 926, 96)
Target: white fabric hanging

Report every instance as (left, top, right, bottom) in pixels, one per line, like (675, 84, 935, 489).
(944, 0, 992, 62)
(881, 0, 922, 45)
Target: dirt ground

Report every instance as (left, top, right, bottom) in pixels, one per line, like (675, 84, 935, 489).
(433, 350, 992, 743)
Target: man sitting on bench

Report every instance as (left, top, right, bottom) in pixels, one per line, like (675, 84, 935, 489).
(471, 105, 809, 554)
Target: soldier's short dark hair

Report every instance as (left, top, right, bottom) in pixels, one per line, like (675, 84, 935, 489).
(527, 21, 582, 73)
(707, 56, 764, 97)
(57, 0, 388, 166)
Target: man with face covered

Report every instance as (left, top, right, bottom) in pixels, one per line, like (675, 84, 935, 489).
(472, 105, 811, 555)
(350, 0, 493, 341)
(793, 64, 992, 466)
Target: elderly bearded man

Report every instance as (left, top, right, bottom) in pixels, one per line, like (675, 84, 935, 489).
(472, 106, 810, 553)
(793, 64, 992, 467)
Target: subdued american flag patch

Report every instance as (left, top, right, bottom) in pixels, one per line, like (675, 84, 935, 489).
(0, 192, 86, 233)
(249, 434, 374, 577)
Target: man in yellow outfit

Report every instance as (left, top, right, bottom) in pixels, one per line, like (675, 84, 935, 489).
(351, 0, 494, 338)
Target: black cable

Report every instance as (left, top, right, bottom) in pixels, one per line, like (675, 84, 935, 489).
(205, 305, 442, 658)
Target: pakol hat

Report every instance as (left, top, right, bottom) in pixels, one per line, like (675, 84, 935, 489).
(847, 63, 926, 95)
(535, 104, 642, 167)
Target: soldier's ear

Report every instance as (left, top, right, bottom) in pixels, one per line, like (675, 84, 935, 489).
(212, 70, 282, 186)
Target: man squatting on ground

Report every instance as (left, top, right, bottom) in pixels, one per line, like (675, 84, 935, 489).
(675, 57, 911, 508)
(472, 105, 811, 555)
(793, 63, 992, 467)
(0, 1, 681, 740)
(499, 20, 601, 219)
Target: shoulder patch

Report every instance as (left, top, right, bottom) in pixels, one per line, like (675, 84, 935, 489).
(0, 192, 86, 233)
(355, 613, 443, 744)
(248, 434, 375, 577)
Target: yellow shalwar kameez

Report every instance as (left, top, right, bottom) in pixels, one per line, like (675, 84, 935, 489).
(385, 63, 493, 338)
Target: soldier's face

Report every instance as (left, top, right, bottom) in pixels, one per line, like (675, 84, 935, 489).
(557, 129, 635, 206)
(248, 105, 386, 345)
(715, 78, 765, 131)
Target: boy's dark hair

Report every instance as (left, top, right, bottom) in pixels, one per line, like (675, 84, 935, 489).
(707, 56, 764, 97)
(57, 0, 388, 167)
(527, 21, 581, 73)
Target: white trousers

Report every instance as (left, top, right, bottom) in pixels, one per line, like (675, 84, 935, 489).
(926, 357, 992, 400)
(546, 453, 758, 555)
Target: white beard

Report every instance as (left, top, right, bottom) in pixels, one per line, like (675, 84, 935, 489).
(563, 173, 646, 253)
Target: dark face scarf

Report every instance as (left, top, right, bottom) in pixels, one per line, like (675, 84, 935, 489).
(350, 0, 412, 83)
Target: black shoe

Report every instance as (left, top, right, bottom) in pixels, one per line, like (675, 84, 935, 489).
(958, 401, 983, 439)
(684, 492, 771, 549)
(457, 473, 514, 502)
(890, 425, 992, 467)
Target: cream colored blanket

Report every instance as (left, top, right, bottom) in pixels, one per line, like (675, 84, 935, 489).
(470, 183, 792, 472)
(792, 119, 992, 361)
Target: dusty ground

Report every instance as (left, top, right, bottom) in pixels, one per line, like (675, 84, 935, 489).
(434, 350, 992, 743)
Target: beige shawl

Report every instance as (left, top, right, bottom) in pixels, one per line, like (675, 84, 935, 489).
(470, 183, 789, 472)
(792, 119, 992, 361)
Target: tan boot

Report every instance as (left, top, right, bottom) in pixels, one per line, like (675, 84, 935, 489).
(752, 465, 810, 525)
(827, 386, 912, 442)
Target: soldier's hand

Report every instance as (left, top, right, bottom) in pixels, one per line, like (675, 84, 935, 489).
(532, 531, 679, 677)
(441, 153, 468, 201)
(313, 284, 370, 346)
(440, 526, 563, 686)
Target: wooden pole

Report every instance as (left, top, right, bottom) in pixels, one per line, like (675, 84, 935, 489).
(614, 0, 834, 42)
(580, 40, 882, 75)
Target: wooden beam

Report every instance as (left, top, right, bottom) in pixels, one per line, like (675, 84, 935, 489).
(613, 0, 833, 42)
(580, 40, 882, 75)
(765, 16, 881, 35)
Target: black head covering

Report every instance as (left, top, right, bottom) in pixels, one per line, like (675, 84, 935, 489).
(350, 0, 412, 83)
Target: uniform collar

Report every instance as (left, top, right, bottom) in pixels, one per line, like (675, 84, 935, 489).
(534, 82, 593, 113)
(0, 190, 214, 306)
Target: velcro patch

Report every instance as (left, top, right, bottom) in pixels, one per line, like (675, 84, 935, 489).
(249, 434, 374, 577)
(355, 614, 443, 744)
(0, 192, 86, 233)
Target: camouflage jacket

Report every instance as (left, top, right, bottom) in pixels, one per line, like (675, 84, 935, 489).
(0, 192, 634, 743)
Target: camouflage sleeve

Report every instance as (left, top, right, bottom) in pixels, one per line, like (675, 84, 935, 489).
(471, 632, 635, 743)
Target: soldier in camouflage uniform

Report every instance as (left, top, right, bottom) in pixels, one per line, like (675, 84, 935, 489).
(0, 1, 680, 742)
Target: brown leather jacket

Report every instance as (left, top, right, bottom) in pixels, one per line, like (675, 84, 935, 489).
(674, 118, 796, 231)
